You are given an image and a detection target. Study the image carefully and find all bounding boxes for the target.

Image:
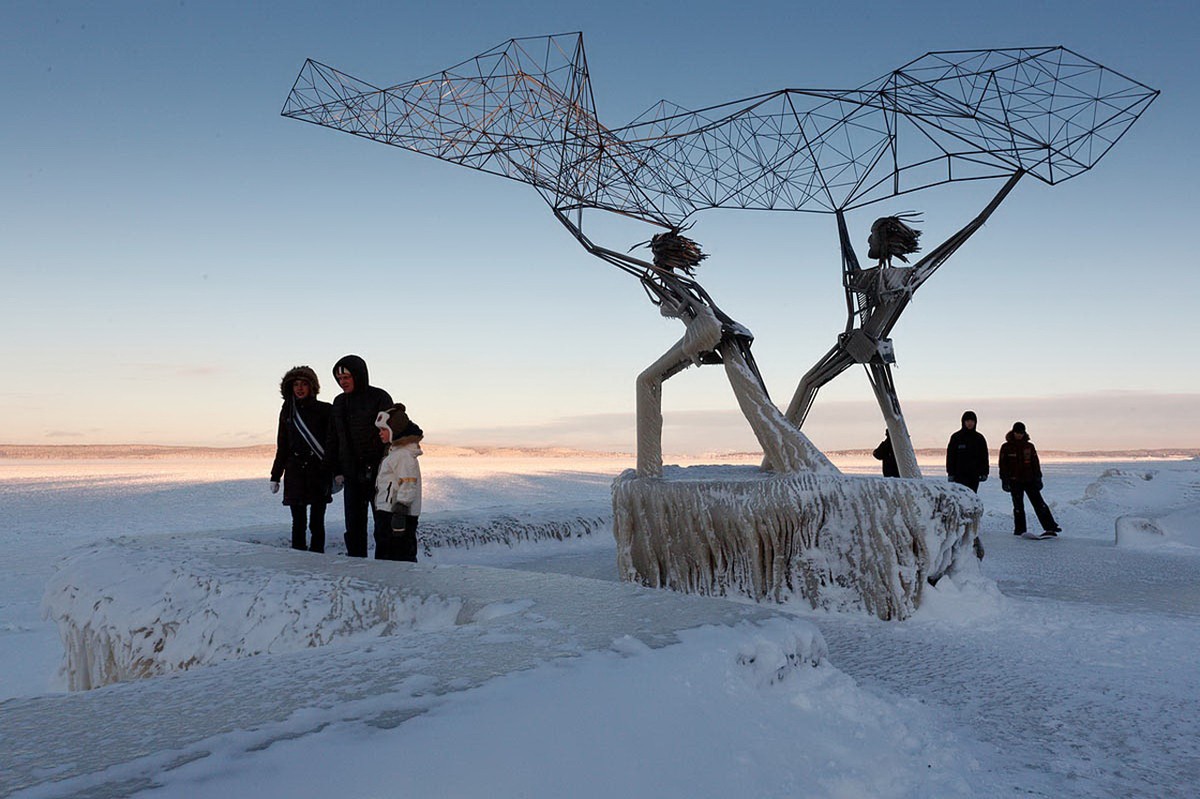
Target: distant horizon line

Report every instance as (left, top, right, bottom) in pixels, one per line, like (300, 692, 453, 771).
(3, 443, 1197, 460)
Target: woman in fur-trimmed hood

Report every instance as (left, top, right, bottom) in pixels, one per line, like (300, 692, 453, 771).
(279, 365, 321, 398)
(270, 365, 333, 552)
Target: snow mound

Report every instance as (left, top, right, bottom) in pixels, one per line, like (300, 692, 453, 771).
(613, 466, 982, 620)
(1115, 505, 1200, 549)
(1073, 464, 1200, 548)
(1080, 465, 1200, 513)
(16, 536, 828, 797)
(735, 619, 827, 686)
(43, 537, 464, 690)
(41, 536, 822, 694)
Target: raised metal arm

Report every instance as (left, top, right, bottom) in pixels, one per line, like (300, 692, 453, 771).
(779, 170, 1026, 476)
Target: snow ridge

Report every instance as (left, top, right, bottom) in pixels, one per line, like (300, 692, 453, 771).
(43, 538, 464, 690)
(418, 511, 610, 554)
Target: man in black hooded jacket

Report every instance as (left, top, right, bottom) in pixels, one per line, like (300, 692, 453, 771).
(946, 410, 989, 493)
(326, 354, 422, 557)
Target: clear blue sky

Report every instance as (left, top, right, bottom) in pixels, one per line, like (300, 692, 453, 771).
(3, 0, 1197, 452)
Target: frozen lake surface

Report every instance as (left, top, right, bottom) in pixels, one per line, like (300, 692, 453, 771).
(1, 453, 1198, 798)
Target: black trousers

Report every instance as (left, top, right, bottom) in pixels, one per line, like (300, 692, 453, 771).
(342, 477, 374, 557)
(289, 503, 327, 552)
(373, 509, 419, 562)
(951, 475, 981, 493)
(1010, 482, 1058, 534)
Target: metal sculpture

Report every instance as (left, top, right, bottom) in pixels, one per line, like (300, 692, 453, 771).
(283, 34, 1157, 476)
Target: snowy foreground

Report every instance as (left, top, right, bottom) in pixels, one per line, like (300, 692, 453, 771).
(1, 454, 1199, 798)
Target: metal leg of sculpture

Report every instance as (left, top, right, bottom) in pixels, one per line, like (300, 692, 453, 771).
(866, 362, 920, 478)
(782, 344, 857, 428)
(635, 301, 725, 477)
(636, 353, 692, 478)
(636, 300, 836, 477)
(721, 341, 837, 475)
(759, 345, 855, 471)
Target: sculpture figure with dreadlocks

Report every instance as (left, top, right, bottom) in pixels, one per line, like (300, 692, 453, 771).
(631, 230, 834, 478)
(282, 33, 1156, 618)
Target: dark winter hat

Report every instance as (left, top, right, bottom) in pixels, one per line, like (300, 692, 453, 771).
(332, 354, 370, 390)
(1012, 421, 1027, 435)
(280, 365, 320, 398)
(961, 410, 977, 424)
(375, 403, 410, 441)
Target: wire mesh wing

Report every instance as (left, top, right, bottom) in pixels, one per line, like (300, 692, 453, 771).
(615, 47, 1158, 215)
(282, 35, 1158, 225)
(282, 33, 678, 227)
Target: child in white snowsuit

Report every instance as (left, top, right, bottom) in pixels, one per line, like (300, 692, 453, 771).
(373, 404, 422, 561)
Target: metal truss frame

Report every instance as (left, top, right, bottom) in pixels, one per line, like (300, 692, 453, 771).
(283, 34, 1157, 475)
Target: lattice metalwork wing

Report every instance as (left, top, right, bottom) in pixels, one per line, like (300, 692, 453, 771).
(282, 35, 1158, 226)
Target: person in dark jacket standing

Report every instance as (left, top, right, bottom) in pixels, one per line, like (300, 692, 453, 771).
(998, 421, 1061, 537)
(326, 354, 421, 557)
(270, 365, 333, 552)
(946, 410, 989, 493)
(872, 430, 900, 477)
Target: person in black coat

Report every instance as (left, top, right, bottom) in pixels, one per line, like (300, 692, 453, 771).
(999, 421, 1061, 537)
(326, 354, 422, 557)
(270, 365, 333, 552)
(872, 430, 900, 477)
(946, 410, 989, 493)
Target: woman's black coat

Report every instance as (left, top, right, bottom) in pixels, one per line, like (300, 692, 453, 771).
(270, 396, 333, 506)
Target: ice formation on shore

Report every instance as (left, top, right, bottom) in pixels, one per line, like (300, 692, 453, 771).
(1076, 466, 1200, 549)
(43, 537, 463, 690)
(41, 535, 825, 694)
(614, 466, 982, 619)
(418, 510, 610, 554)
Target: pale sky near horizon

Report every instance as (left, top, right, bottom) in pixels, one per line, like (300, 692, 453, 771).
(3, 0, 1198, 453)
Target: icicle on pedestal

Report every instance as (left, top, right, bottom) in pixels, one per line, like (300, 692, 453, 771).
(613, 466, 981, 620)
(615, 305, 982, 621)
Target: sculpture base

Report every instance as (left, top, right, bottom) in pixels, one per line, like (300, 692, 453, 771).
(613, 465, 982, 620)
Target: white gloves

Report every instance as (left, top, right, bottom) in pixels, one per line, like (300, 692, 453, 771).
(270, 481, 280, 494)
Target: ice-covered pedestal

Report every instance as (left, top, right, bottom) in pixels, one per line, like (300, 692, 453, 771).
(614, 465, 982, 620)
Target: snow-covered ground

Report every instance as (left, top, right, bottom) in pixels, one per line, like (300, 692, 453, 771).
(1, 453, 1198, 798)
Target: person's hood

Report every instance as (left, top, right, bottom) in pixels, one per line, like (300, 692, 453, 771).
(392, 441, 423, 457)
(332, 354, 370, 392)
(280, 365, 320, 399)
(1005, 429, 1032, 444)
(961, 410, 977, 427)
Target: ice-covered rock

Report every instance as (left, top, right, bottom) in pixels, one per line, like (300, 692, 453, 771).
(613, 465, 982, 620)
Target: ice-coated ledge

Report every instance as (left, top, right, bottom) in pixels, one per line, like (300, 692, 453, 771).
(613, 465, 983, 620)
(418, 508, 610, 554)
(43, 537, 466, 691)
(9, 537, 825, 797)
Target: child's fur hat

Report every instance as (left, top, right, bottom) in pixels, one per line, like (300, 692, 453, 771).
(375, 403, 411, 440)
